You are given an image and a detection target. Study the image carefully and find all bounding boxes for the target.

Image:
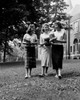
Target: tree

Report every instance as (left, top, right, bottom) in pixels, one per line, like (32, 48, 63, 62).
(0, 0, 42, 62)
(35, 0, 69, 25)
(0, 1, 29, 62)
(0, 0, 69, 62)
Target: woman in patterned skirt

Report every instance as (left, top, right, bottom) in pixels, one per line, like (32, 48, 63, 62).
(23, 24, 38, 78)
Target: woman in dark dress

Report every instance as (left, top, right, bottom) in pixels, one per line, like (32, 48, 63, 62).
(50, 22, 66, 79)
(23, 24, 38, 78)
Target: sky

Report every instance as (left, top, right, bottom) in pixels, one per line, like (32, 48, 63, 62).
(65, 0, 80, 7)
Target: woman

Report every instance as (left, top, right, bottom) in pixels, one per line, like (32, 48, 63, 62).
(23, 24, 37, 78)
(40, 23, 51, 76)
(51, 22, 66, 79)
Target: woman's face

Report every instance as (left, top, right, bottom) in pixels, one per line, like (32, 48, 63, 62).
(29, 25, 35, 35)
(55, 24, 61, 31)
(30, 25, 35, 31)
(44, 25, 49, 33)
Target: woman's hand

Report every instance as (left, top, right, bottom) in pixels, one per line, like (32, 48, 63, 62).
(24, 39, 30, 43)
(49, 37, 57, 42)
(55, 39, 66, 43)
(44, 42, 51, 46)
(31, 40, 38, 45)
(31, 42, 37, 45)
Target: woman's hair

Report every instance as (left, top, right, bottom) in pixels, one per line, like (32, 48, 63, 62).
(29, 24, 35, 29)
(41, 23, 49, 32)
(55, 22, 62, 29)
(26, 24, 35, 33)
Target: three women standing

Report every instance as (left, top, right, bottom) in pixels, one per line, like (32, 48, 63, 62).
(23, 22, 66, 79)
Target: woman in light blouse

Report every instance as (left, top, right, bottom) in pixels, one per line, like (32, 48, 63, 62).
(50, 22, 66, 79)
(40, 23, 51, 76)
(23, 24, 37, 78)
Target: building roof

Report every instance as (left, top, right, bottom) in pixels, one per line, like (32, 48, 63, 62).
(64, 0, 73, 13)
(68, 4, 80, 16)
(68, 5, 80, 22)
(70, 13, 80, 23)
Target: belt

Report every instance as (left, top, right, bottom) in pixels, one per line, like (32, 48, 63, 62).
(52, 43, 63, 45)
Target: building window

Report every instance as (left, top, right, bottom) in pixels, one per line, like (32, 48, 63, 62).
(73, 45, 75, 54)
(74, 21, 79, 34)
(70, 46, 72, 52)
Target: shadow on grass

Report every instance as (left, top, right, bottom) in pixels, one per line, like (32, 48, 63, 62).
(33, 71, 80, 79)
(62, 71, 80, 78)
(32, 73, 56, 78)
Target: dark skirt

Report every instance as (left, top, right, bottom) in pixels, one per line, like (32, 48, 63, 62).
(25, 46, 36, 69)
(52, 45, 63, 70)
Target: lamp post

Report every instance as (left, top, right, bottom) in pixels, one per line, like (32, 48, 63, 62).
(67, 16, 71, 59)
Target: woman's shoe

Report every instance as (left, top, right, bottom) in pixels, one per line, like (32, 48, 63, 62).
(28, 74, 31, 78)
(58, 75, 62, 79)
(39, 74, 45, 77)
(45, 73, 48, 76)
(55, 74, 58, 78)
(25, 75, 28, 79)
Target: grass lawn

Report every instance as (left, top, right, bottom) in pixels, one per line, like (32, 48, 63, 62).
(0, 60, 80, 100)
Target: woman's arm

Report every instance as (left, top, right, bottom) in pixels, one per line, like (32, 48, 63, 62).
(55, 39, 66, 43)
(40, 35, 45, 46)
(49, 37, 57, 42)
(56, 29, 66, 43)
(23, 34, 31, 45)
(49, 30, 57, 42)
(31, 40, 38, 45)
(59, 30, 66, 43)
(31, 34, 38, 45)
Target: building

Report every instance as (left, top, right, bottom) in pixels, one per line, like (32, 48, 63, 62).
(38, 0, 80, 59)
(69, 5, 80, 58)
(64, 0, 80, 59)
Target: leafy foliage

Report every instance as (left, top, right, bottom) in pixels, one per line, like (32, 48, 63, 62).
(0, 0, 69, 62)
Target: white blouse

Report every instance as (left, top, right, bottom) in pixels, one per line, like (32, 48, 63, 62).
(23, 33, 37, 43)
(40, 33, 50, 45)
(53, 29, 65, 41)
(49, 29, 66, 45)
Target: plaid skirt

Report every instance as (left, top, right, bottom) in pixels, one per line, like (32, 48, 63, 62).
(52, 45, 63, 70)
(24, 46, 36, 69)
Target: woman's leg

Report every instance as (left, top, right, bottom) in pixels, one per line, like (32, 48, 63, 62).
(55, 69, 62, 79)
(56, 69, 58, 75)
(25, 68, 28, 78)
(29, 68, 32, 77)
(41, 66, 45, 76)
(45, 67, 48, 75)
(58, 46, 63, 79)
(55, 69, 58, 78)
(55, 68, 62, 79)
(25, 68, 32, 78)
(58, 68, 61, 76)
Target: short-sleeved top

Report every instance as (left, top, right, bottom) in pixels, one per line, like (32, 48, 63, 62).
(53, 29, 66, 41)
(23, 33, 37, 44)
(40, 33, 50, 45)
(49, 29, 66, 45)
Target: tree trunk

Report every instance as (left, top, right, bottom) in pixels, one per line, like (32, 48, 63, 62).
(3, 29, 8, 62)
(3, 42, 7, 62)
